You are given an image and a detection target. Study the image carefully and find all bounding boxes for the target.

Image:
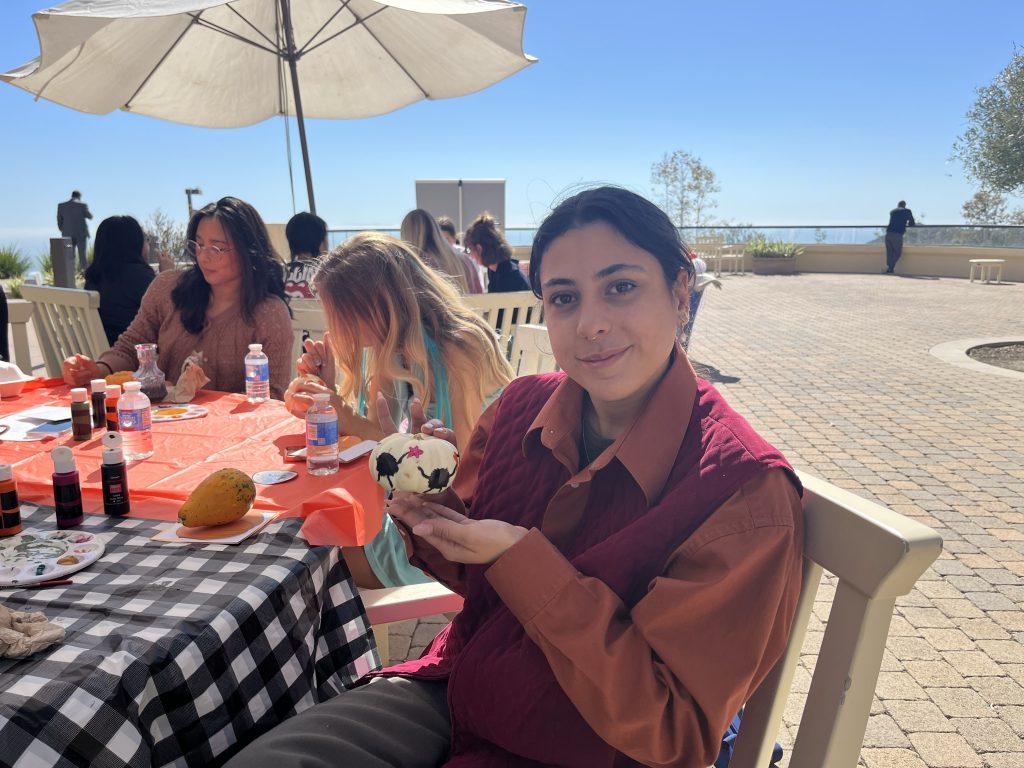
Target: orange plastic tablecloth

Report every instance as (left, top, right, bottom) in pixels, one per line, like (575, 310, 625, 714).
(0, 380, 384, 545)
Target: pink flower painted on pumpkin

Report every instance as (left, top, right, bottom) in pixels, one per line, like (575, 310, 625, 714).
(406, 445, 424, 459)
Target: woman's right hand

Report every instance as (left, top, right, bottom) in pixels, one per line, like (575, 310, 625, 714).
(296, 331, 336, 383)
(62, 354, 100, 387)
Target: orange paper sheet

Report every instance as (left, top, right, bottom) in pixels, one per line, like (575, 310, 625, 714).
(0, 383, 383, 545)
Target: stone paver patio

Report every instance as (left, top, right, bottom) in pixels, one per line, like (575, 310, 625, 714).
(395, 273, 1024, 767)
(11, 272, 1021, 766)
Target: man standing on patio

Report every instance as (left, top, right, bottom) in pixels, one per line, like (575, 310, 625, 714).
(884, 200, 915, 274)
(57, 190, 93, 272)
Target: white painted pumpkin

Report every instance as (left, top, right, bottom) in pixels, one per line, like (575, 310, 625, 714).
(369, 433, 460, 494)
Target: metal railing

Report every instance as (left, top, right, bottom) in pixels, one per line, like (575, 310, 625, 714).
(328, 224, 1024, 250)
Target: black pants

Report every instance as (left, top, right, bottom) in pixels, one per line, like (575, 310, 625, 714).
(223, 677, 451, 768)
(72, 236, 88, 272)
(884, 232, 903, 272)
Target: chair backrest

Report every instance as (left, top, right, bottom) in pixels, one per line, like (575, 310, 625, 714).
(692, 234, 725, 257)
(19, 284, 109, 376)
(731, 472, 942, 768)
(290, 299, 328, 378)
(508, 324, 558, 377)
(463, 291, 544, 361)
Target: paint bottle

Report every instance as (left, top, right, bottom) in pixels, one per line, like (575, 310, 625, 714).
(105, 384, 122, 432)
(0, 463, 22, 537)
(51, 446, 84, 528)
(90, 378, 107, 429)
(101, 433, 130, 517)
(71, 388, 92, 441)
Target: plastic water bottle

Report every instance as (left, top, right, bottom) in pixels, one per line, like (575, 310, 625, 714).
(118, 381, 154, 460)
(306, 393, 339, 476)
(245, 343, 270, 403)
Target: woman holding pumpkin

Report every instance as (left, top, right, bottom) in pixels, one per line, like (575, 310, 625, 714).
(235, 187, 804, 768)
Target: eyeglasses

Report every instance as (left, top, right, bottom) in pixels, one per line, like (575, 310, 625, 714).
(185, 240, 234, 260)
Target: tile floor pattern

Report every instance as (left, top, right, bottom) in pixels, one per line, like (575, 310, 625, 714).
(392, 273, 1024, 767)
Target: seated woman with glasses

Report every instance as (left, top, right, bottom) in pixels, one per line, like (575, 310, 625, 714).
(62, 197, 292, 399)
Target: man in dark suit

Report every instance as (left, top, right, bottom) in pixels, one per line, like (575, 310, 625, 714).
(884, 200, 916, 274)
(57, 190, 93, 271)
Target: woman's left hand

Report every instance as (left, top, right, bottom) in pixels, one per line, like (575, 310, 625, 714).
(388, 495, 528, 564)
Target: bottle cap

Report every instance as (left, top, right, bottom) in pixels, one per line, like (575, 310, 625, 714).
(51, 446, 77, 474)
(248, 343, 263, 353)
(102, 432, 123, 450)
(312, 393, 330, 402)
(90, 379, 106, 393)
(103, 446, 124, 465)
(71, 387, 88, 402)
(106, 384, 122, 397)
(0, 463, 12, 482)
(123, 381, 142, 392)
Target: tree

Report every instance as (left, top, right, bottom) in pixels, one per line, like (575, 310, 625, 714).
(650, 150, 720, 226)
(962, 189, 1009, 224)
(144, 209, 186, 259)
(954, 50, 1024, 193)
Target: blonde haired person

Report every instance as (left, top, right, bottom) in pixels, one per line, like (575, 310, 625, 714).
(284, 232, 513, 587)
(400, 208, 481, 294)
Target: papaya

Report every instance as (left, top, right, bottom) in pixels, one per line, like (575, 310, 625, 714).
(178, 468, 257, 527)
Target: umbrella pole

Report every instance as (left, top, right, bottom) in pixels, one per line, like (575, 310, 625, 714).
(280, 0, 316, 216)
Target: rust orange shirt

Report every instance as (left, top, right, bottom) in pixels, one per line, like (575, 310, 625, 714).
(405, 354, 804, 767)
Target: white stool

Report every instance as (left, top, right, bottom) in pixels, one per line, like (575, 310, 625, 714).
(969, 258, 1005, 284)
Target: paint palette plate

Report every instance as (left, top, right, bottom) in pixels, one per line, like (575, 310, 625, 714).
(151, 404, 208, 422)
(0, 530, 105, 586)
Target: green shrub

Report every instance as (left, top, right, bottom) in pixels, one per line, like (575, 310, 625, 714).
(745, 235, 804, 259)
(0, 244, 31, 279)
(39, 252, 54, 284)
(5, 278, 23, 299)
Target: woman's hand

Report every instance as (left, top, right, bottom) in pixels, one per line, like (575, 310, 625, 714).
(296, 332, 336, 383)
(283, 373, 330, 419)
(387, 495, 527, 564)
(62, 354, 100, 387)
(374, 392, 458, 447)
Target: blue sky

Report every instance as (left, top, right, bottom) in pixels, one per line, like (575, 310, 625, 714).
(2, 0, 1023, 257)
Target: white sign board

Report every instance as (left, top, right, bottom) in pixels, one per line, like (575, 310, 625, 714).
(415, 179, 506, 234)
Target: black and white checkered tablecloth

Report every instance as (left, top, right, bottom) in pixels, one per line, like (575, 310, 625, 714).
(0, 506, 380, 768)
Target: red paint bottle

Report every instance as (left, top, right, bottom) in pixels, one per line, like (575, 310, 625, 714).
(51, 446, 84, 528)
(0, 463, 22, 537)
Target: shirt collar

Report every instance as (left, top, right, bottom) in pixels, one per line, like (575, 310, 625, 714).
(524, 346, 698, 504)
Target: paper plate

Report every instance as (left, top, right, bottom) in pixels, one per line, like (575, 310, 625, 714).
(0, 530, 105, 586)
(152, 404, 208, 422)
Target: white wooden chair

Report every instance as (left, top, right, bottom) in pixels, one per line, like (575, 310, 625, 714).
(508, 324, 558, 377)
(731, 471, 941, 768)
(719, 243, 747, 275)
(290, 300, 328, 378)
(692, 235, 726, 277)
(19, 284, 109, 376)
(463, 291, 544, 361)
(360, 582, 464, 664)
(359, 471, 942, 766)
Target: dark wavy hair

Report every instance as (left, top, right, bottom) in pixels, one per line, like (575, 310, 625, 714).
(84, 215, 147, 284)
(528, 186, 696, 298)
(171, 197, 289, 334)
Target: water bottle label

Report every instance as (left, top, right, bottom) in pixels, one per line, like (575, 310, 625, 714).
(246, 362, 270, 382)
(306, 420, 339, 447)
(120, 409, 151, 432)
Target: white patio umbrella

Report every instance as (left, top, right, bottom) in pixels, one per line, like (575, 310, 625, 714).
(2, 0, 535, 214)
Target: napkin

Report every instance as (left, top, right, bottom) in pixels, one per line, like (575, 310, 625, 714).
(299, 488, 383, 547)
(165, 352, 210, 403)
(0, 603, 65, 659)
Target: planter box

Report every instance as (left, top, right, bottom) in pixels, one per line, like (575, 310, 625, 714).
(752, 256, 797, 275)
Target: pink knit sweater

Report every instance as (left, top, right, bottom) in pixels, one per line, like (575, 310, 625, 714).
(97, 271, 293, 399)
